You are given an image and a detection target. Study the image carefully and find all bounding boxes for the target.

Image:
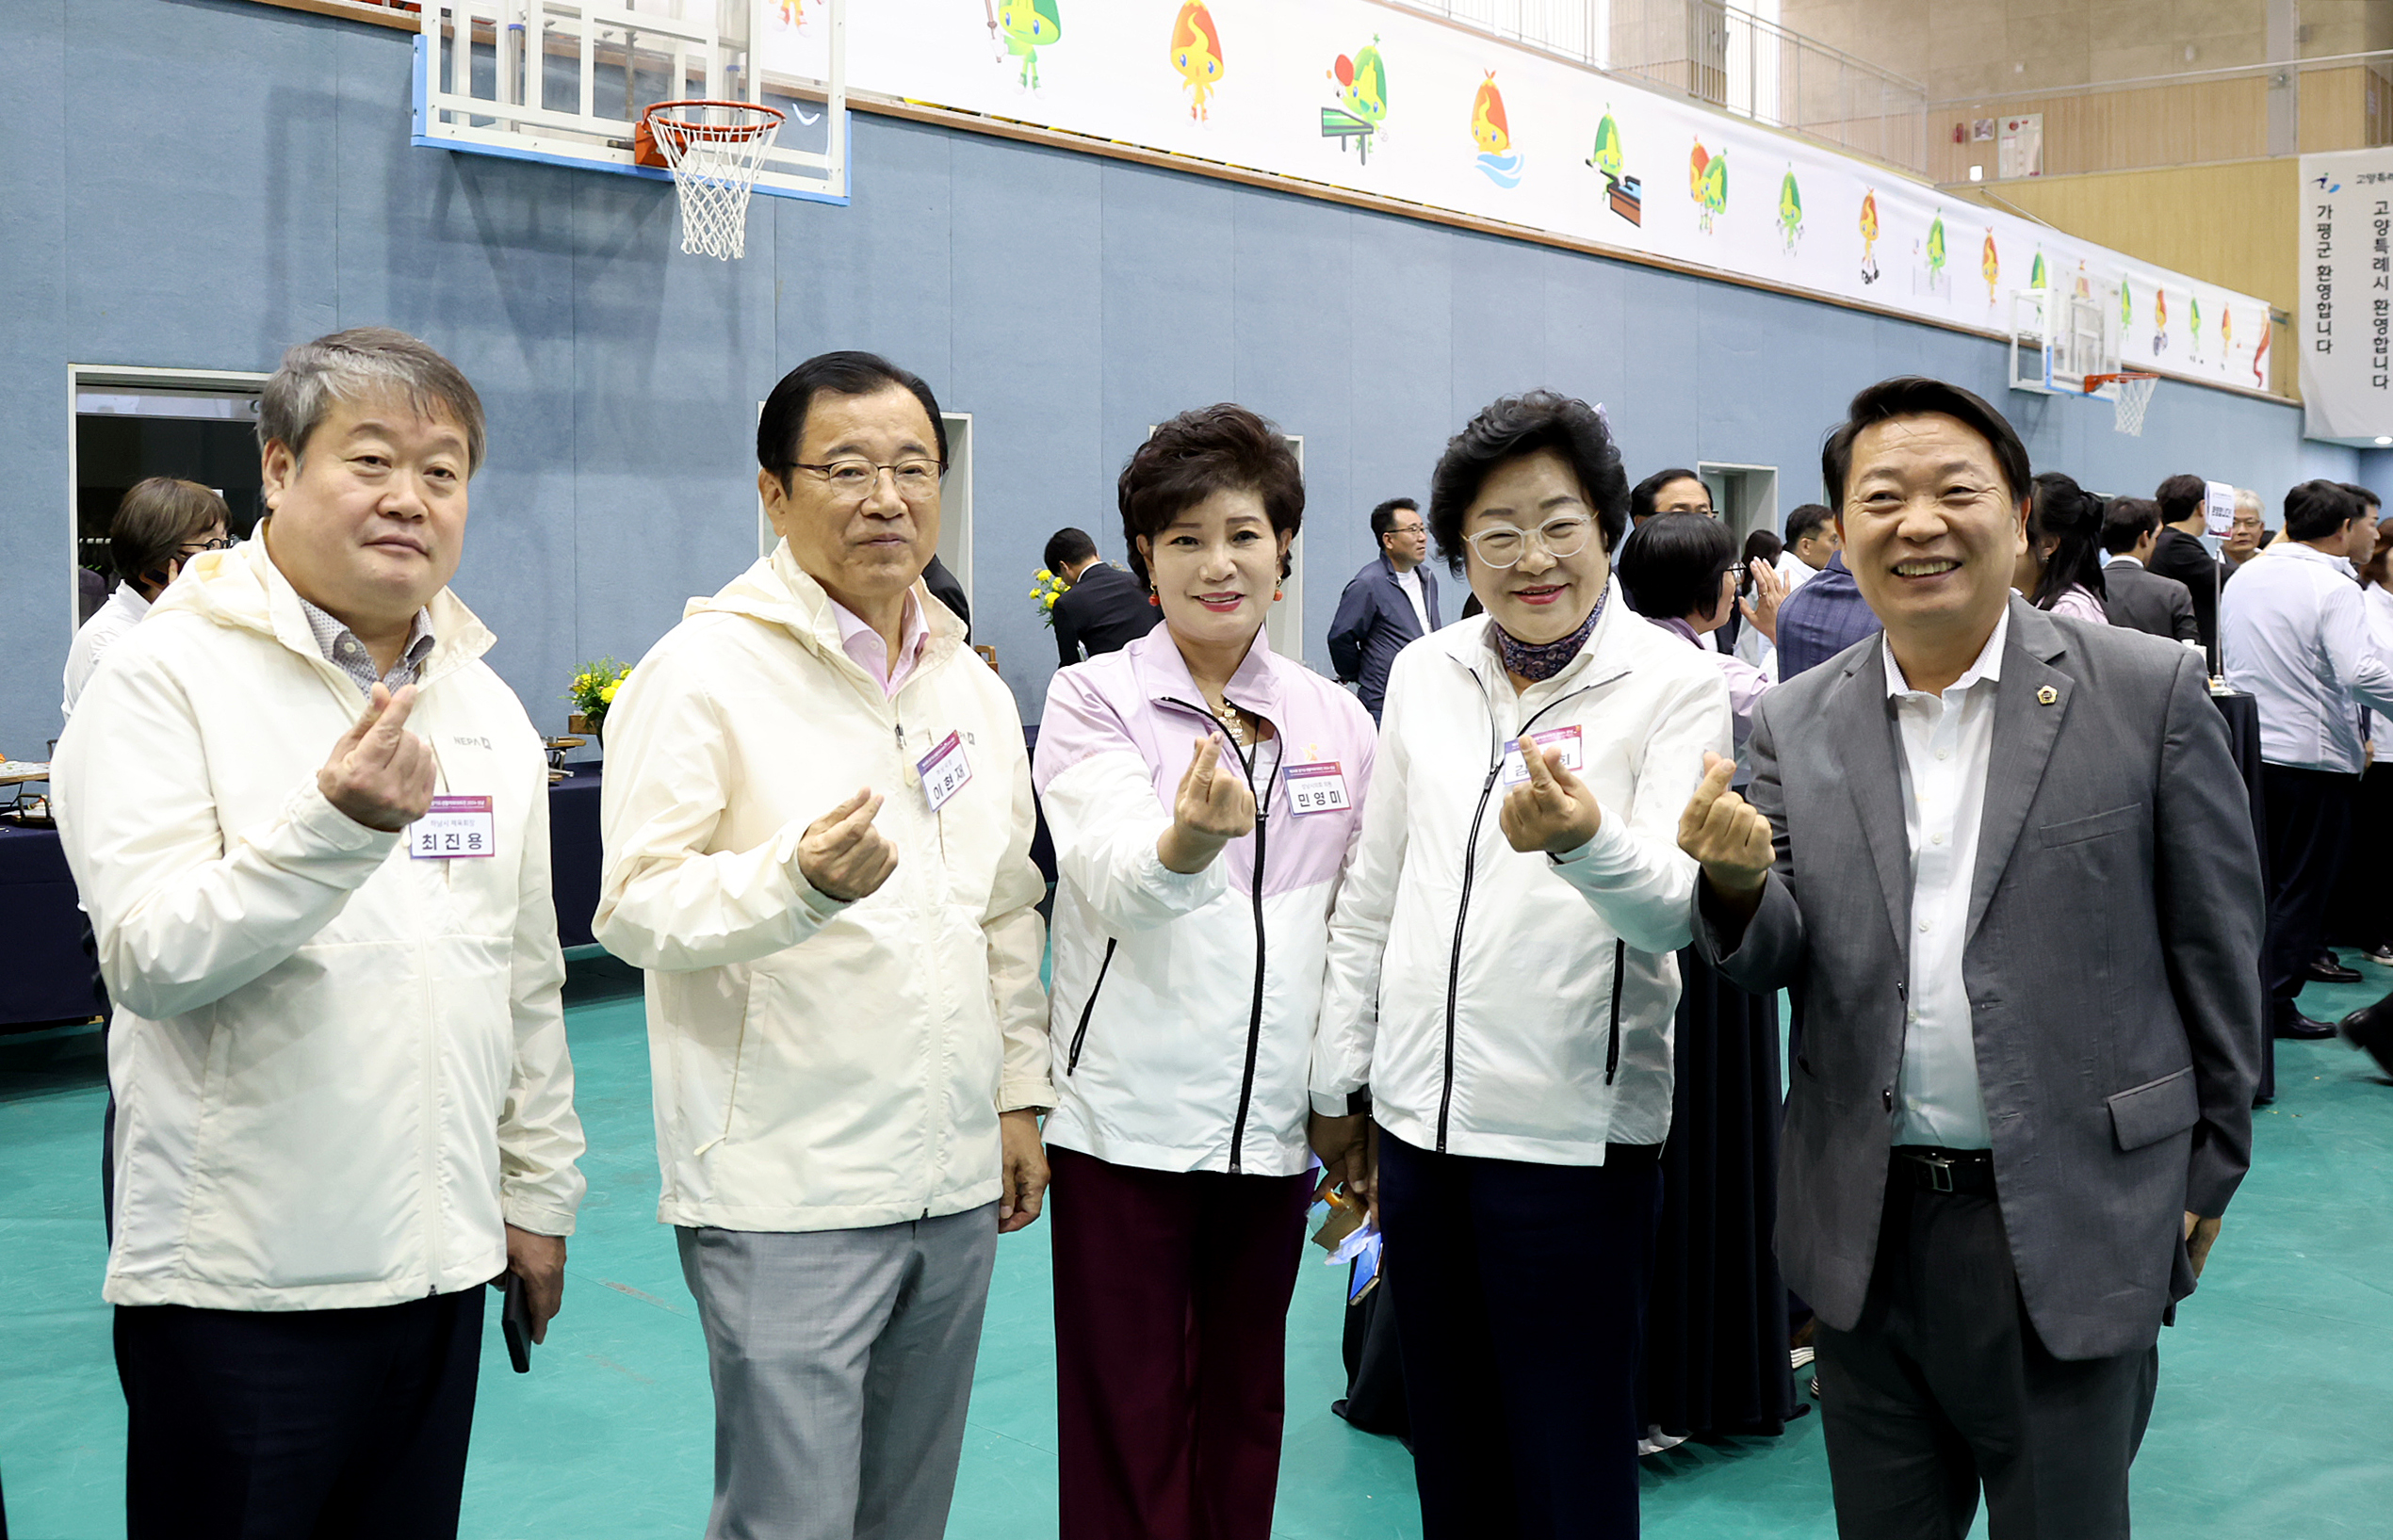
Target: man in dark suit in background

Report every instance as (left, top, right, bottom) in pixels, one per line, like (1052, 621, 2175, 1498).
(2147, 473, 2224, 658)
(1327, 497, 1441, 721)
(2097, 497, 2199, 644)
(1773, 546, 1881, 680)
(1679, 377, 2263, 1540)
(1044, 527, 1159, 667)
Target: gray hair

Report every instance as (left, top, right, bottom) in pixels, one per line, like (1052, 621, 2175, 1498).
(257, 327, 487, 476)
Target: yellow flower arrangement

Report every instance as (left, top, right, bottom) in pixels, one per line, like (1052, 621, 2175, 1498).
(567, 657, 632, 731)
(1031, 567, 1069, 628)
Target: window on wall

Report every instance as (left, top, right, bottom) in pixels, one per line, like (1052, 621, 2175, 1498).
(70, 366, 270, 635)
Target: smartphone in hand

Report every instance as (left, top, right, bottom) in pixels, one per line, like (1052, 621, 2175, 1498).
(502, 1272, 533, 1373)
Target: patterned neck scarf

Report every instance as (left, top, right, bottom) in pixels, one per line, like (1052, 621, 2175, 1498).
(1491, 588, 1605, 682)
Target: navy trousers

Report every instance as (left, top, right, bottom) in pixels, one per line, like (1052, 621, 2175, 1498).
(117, 1289, 485, 1540)
(1376, 1128, 1664, 1539)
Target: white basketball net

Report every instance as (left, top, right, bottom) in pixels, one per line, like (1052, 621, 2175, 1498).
(647, 103, 785, 261)
(2109, 373, 2157, 437)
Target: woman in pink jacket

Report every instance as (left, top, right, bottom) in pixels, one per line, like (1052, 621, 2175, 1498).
(1033, 404, 1377, 1540)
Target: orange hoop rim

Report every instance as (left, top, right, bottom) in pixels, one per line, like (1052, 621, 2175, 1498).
(642, 98, 787, 143)
(2081, 371, 2158, 394)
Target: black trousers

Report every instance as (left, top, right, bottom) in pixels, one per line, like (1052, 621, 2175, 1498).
(117, 1289, 485, 1540)
(1376, 1128, 1662, 1540)
(1814, 1168, 2158, 1540)
(2259, 763, 2360, 1025)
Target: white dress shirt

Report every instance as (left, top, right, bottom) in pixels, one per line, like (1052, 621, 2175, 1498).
(2219, 541, 2393, 774)
(2101, 550, 2139, 568)
(60, 582, 152, 720)
(1882, 609, 2007, 1149)
(1392, 564, 1431, 635)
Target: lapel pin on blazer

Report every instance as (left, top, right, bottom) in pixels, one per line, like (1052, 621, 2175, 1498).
(2037, 686, 2059, 705)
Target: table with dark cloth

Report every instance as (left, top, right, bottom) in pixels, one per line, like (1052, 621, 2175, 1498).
(0, 824, 102, 1029)
(5, 769, 615, 1031)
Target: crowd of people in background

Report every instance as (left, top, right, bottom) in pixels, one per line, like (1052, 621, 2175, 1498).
(46, 325, 2389, 1540)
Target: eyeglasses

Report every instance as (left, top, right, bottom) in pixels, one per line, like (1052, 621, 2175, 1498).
(179, 536, 235, 554)
(792, 458, 943, 501)
(1462, 515, 1594, 569)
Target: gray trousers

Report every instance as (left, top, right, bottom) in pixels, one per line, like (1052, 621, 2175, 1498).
(1815, 1175, 2159, 1540)
(677, 1206, 999, 1540)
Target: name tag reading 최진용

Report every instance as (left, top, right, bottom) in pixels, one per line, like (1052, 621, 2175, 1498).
(1282, 760, 1351, 816)
(917, 730, 973, 813)
(409, 795, 497, 860)
(1500, 724, 1584, 787)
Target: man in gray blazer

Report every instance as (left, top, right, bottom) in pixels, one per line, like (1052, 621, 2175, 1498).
(1678, 377, 2263, 1540)
(2098, 496, 2200, 645)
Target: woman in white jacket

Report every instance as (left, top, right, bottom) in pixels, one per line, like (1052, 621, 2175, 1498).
(1314, 392, 1731, 1540)
(1034, 404, 1376, 1540)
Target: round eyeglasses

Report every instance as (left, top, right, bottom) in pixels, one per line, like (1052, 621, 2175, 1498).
(1462, 515, 1594, 569)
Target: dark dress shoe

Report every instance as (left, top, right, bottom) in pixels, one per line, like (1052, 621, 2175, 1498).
(2307, 956, 2364, 985)
(2275, 1013, 2338, 1041)
(2340, 999, 2393, 1078)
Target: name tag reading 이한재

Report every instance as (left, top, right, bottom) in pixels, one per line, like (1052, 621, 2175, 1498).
(409, 795, 497, 860)
(917, 730, 973, 813)
(1500, 724, 1584, 787)
(1282, 760, 1351, 816)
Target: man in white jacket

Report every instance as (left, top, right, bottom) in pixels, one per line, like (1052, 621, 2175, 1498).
(52, 328, 585, 1540)
(595, 350, 1051, 1540)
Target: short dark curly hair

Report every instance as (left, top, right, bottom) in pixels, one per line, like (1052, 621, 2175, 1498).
(1117, 404, 1304, 588)
(1426, 391, 1628, 577)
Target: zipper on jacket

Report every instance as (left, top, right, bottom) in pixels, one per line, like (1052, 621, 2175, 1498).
(1604, 938, 1628, 1085)
(1066, 938, 1118, 1075)
(1160, 693, 1271, 1176)
(1438, 762, 1504, 1153)
(1436, 666, 1604, 1153)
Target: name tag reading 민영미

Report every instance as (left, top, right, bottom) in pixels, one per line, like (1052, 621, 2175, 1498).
(1282, 760, 1351, 816)
(1500, 724, 1584, 787)
(917, 730, 973, 813)
(410, 795, 497, 860)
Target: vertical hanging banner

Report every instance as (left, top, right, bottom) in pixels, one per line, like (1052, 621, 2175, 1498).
(2299, 147, 2393, 443)
(764, 0, 2271, 398)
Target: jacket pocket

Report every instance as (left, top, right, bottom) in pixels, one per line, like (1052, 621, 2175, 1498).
(1066, 938, 1118, 1076)
(2108, 1065, 2199, 1151)
(2039, 803, 2141, 848)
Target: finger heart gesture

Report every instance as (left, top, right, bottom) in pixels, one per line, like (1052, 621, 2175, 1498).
(1499, 734, 1602, 856)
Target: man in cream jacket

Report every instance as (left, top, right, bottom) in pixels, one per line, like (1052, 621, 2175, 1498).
(52, 329, 584, 1540)
(595, 351, 1051, 1540)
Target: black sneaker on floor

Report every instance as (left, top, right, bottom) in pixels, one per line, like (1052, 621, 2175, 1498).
(2364, 945, 2393, 968)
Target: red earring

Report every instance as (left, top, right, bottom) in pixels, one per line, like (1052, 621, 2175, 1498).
(1273, 585, 1284, 600)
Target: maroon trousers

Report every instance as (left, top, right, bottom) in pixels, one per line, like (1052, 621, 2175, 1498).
(1048, 1145, 1314, 1540)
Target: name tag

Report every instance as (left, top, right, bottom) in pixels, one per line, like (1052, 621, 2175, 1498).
(1500, 724, 1584, 786)
(917, 730, 972, 813)
(409, 795, 496, 859)
(1283, 760, 1351, 816)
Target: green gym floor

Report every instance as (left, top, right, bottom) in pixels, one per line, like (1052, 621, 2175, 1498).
(5, 955, 2391, 1539)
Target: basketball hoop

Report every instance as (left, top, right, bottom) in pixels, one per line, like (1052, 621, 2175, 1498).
(2083, 372, 2159, 437)
(635, 100, 786, 261)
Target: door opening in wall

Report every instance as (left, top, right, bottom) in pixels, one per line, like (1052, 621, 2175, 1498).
(68, 366, 270, 640)
(1698, 462, 1780, 545)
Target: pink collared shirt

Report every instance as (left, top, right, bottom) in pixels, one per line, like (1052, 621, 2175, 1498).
(828, 590, 931, 697)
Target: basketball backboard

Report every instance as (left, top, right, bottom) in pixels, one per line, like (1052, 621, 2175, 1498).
(2009, 284, 2120, 399)
(414, 0, 847, 204)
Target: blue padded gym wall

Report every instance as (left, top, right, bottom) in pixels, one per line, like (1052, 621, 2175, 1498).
(0, 0, 2371, 738)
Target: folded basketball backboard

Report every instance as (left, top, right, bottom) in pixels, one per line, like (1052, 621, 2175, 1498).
(413, 0, 846, 206)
